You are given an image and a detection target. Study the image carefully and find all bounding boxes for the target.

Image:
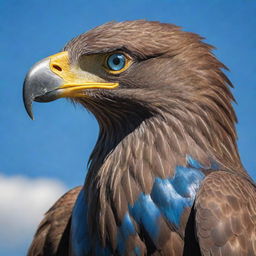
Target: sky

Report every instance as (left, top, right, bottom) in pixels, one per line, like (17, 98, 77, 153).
(0, 0, 255, 255)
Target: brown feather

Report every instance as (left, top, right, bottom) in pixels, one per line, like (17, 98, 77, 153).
(195, 172, 256, 255)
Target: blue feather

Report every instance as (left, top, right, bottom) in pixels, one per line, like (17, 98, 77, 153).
(170, 166, 205, 198)
(72, 156, 216, 255)
(71, 190, 91, 255)
(129, 193, 161, 241)
(72, 191, 112, 255)
(186, 155, 204, 169)
(151, 177, 190, 227)
(116, 156, 211, 252)
(151, 166, 205, 227)
(186, 155, 219, 170)
(117, 213, 136, 254)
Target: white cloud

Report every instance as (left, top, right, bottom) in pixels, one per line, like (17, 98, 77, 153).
(0, 173, 67, 254)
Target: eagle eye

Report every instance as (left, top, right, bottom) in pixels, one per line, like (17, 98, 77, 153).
(107, 53, 125, 70)
(104, 52, 132, 74)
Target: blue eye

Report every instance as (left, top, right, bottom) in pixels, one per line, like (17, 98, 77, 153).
(106, 53, 126, 71)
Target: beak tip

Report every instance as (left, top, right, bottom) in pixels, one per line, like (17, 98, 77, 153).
(23, 100, 34, 120)
(28, 112, 34, 120)
(22, 56, 64, 120)
(23, 87, 34, 120)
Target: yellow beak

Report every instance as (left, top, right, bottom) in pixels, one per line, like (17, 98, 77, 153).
(49, 51, 118, 97)
(23, 51, 119, 119)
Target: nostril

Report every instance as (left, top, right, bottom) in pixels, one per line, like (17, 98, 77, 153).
(52, 64, 62, 71)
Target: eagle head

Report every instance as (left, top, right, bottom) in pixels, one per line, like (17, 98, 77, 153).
(23, 20, 234, 120)
(23, 20, 241, 171)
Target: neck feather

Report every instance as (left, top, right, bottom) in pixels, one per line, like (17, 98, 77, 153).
(81, 98, 246, 245)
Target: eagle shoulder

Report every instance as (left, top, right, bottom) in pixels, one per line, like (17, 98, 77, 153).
(195, 171, 256, 255)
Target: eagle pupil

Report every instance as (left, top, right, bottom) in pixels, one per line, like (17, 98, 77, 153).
(113, 57, 120, 65)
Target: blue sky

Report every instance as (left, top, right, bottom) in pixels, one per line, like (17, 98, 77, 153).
(0, 0, 255, 255)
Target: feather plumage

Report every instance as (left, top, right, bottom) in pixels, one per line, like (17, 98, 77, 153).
(195, 171, 256, 255)
(24, 20, 255, 255)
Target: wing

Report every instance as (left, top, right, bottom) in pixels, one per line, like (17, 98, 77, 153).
(27, 186, 82, 256)
(195, 171, 256, 255)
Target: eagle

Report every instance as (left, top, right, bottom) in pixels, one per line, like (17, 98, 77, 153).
(23, 21, 256, 256)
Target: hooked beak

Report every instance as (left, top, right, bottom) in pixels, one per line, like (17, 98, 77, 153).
(23, 51, 118, 119)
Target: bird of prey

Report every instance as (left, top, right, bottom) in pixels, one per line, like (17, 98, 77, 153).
(23, 21, 256, 256)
